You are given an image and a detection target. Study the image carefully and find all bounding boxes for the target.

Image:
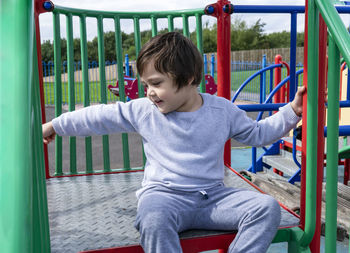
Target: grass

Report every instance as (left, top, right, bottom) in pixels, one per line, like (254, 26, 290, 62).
(43, 69, 303, 105)
(43, 80, 121, 105)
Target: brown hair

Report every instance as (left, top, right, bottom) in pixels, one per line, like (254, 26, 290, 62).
(136, 32, 203, 90)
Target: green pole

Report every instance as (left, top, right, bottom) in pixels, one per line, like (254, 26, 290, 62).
(134, 17, 147, 166)
(97, 15, 111, 172)
(66, 13, 77, 174)
(301, 0, 319, 247)
(32, 31, 51, 252)
(53, 12, 63, 176)
(167, 15, 174, 32)
(115, 16, 130, 169)
(151, 16, 158, 37)
(182, 14, 189, 37)
(80, 15, 93, 173)
(325, 35, 340, 253)
(0, 0, 34, 251)
(195, 13, 205, 93)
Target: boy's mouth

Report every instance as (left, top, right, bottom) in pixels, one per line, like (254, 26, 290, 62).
(153, 98, 163, 106)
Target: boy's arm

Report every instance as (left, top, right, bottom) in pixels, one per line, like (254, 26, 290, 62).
(230, 86, 305, 147)
(47, 99, 147, 139)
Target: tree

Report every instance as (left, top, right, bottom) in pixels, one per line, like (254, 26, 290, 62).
(231, 18, 267, 50)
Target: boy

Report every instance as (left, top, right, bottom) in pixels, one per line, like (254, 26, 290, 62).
(43, 32, 304, 253)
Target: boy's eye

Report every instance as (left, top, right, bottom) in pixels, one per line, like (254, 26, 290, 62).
(151, 82, 160, 86)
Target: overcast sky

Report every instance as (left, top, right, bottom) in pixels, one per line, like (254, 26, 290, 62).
(39, 0, 349, 42)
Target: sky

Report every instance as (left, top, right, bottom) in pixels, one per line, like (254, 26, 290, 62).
(38, 0, 349, 42)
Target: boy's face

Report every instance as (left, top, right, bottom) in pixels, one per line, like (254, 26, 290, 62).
(140, 61, 199, 114)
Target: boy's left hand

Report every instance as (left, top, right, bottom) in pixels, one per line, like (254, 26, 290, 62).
(290, 86, 306, 117)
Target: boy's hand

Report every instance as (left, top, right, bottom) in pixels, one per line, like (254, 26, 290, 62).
(42, 121, 56, 144)
(290, 86, 306, 117)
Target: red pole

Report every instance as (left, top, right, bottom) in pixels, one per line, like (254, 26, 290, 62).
(34, 0, 54, 178)
(274, 55, 282, 104)
(217, 0, 232, 165)
(205, 0, 233, 165)
(344, 159, 350, 185)
(281, 61, 290, 102)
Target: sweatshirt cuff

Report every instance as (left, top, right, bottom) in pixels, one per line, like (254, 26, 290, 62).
(280, 103, 302, 123)
(52, 117, 64, 136)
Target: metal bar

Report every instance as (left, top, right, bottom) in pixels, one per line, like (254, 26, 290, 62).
(310, 14, 327, 253)
(97, 15, 111, 172)
(259, 73, 263, 104)
(133, 17, 146, 166)
(53, 5, 204, 18)
(134, 17, 143, 97)
(262, 55, 267, 101)
(115, 16, 131, 170)
(151, 16, 157, 37)
(216, 0, 232, 165)
(167, 15, 174, 32)
(34, 9, 50, 179)
(31, 32, 51, 252)
(0, 0, 34, 251)
(125, 54, 130, 76)
(233, 5, 305, 13)
(80, 15, 93, 173)
(53, 12, 63, 176)
(325, 35, 340, 253)
(300, 0, 318, 246)
(66, 13, 77, 174)
(315, 0, 350, 65)
(289, 12, 297, 101)
(182, 14, 189, 37)
(211, 54, 215, 77)
(195, 13, 205, 93)
(347, 68, 350, 100)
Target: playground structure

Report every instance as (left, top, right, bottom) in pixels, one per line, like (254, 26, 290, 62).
(1, 1, 350, 253)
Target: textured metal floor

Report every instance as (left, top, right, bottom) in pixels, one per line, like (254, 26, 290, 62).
(47, 168, 300, 253)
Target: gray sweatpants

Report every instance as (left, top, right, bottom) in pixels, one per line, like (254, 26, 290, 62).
(134, 184, 281, 253)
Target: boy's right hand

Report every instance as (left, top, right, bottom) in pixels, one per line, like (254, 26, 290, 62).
(42, 121, 56, 144)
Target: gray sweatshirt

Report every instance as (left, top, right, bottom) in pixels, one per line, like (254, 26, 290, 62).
(52, 93, 300, 197)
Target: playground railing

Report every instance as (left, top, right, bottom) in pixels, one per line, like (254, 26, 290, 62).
(302, 1, 350, 251)
(47, 4, 206, 177)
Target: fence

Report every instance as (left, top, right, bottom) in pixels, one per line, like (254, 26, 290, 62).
(42, 56, 303, 105)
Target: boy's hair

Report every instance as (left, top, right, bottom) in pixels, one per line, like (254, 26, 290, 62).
(137, 32, 203, 90)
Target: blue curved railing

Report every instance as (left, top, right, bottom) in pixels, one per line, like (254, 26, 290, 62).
(236, 68, 304, 174)
(232, 64, 282, 103)
(256, 69, 304, 120)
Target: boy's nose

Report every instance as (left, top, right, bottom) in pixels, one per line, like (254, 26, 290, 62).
(147, 87, 156, 96)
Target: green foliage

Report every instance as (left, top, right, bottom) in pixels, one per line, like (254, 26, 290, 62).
(41, 18, 305, 62)
(231, 18, 267, 50)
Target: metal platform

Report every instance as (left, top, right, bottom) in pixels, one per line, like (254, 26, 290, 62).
(47, 168, 300, 253)
(263, 149, 301, 176)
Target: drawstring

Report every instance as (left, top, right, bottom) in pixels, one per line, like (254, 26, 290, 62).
(199, 190, 209, 199)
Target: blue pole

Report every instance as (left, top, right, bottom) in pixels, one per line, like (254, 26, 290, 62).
(347, 67, 350, 100)
(262, 55, 267, 102)
(289, 12, 297, 101)
(203, 54, 207, 75)
(125, 54, 129, 76)
(233, 5, 305, 13)
(211, 53, 215, 77)
(252, 147, 257, 173)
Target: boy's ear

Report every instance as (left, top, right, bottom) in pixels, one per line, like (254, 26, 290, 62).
(188, 77, 195, 86)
